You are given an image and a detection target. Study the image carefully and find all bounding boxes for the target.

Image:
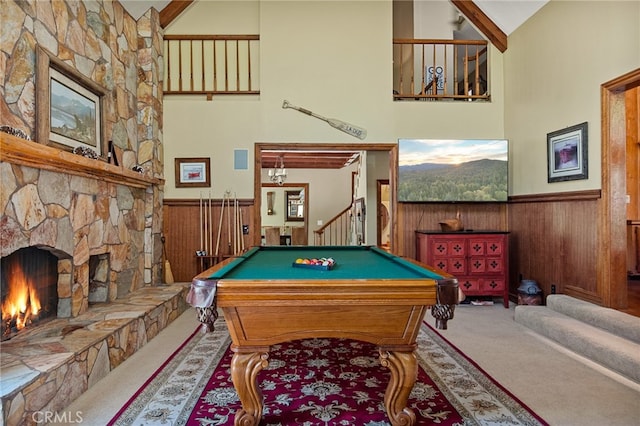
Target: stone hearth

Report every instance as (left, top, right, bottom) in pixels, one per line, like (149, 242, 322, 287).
(0, 283, 189, 426)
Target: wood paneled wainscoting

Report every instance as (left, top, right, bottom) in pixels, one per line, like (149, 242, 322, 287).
(163, 199, 255, 282)
(396, 203, 508, 262)
(509, 190, 601, 304)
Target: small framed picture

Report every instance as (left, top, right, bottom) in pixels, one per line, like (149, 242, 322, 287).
(547, 122, 588, 183)
(175, 157, 211, 188)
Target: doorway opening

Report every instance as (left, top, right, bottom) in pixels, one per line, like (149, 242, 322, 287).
(253, 143, 398, 250)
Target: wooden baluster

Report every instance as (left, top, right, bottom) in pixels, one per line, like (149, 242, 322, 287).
(178, 40, 183, 91)
(420, 44, 425, 95)
(166, 40, 171, 91)
(431, 43, 436, 96)
(247, 40, 252, 91)
(453, 44, 458, 97)
(398, 44, 404, 96)
(224, 40, 229, 92)
(189, 40, 194, 91)
(201, 40, 205, 92)
(236, 40, 240, 91)
(474, 47, 480, 96)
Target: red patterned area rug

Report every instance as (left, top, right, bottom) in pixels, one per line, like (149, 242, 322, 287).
(109, 317, 547, 426)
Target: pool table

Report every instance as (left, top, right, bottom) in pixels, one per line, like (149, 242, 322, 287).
(189, 245, 459, 426)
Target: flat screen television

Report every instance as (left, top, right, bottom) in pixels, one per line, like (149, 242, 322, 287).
(398, 139, 508, 203)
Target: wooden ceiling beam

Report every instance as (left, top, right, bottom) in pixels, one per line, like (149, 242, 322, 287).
(451, 0, 508, 53)
(159, 0, 194, 28)
(261, 152, 360, 169)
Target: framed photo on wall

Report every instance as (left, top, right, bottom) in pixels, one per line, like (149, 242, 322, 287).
(36, 46, 107, 157)
(175, 157, 211, 188)
(547, 122, 588, 183)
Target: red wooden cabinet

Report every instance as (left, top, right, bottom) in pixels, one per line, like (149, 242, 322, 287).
(416, 231, 510, 308)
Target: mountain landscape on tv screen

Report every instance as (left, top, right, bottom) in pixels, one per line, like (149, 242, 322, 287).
(398, 159, 508, 202)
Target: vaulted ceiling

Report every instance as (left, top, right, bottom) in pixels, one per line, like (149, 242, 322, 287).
(121, 0, 548, 37)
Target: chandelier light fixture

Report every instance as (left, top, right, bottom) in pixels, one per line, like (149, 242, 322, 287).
(268, 156, 287, 185)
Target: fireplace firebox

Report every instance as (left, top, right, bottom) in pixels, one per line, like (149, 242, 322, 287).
(1, 247, 59, 340)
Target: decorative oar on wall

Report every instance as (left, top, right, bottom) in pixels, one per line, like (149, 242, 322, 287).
(282, 100, 367, 140)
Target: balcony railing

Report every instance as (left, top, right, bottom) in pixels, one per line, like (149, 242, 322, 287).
(163, 35, 260, 99)
(163, 35, 487, 102)
(393, 38, 489, 101)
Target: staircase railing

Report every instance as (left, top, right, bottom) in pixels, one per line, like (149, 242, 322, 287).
(393, 38, 489, 101)
(314, 205, 352, 246)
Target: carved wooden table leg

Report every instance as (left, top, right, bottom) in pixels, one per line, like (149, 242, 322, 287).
(230, 347, 269, 426)
(379, 349, 418, 426)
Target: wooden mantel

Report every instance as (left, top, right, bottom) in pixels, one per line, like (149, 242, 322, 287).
(0, 132, 163, 189)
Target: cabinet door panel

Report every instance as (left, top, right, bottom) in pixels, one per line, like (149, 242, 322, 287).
(486, 257, 504, 273)
(460, 278, 480, 292)
(486, 239, 504, 256)
(480, 278, 505, 291)
(431, 257, 466, 274)
(469, 257, 487, 273)
(430, 238, 466, 257)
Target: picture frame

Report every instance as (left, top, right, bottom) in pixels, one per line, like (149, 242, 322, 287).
(285, 190, 304, 221)
(547, 122, 588, 183)
(36, 46, 107, 157)
(175, 157, 211, 188)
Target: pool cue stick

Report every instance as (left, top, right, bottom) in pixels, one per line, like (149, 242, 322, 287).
(215, 194, 225, 258)
(234, 194, 238, 254)
(239, 206, 245, 251)
(237, 199, 241, 252)
(226, 190, 231, 254)
(236, 197, 240, 253)
(203, 193, 208, 254)
(209, 191, 213, 255)
(199, 192, 203, 251)
(207, 195, 210, 254)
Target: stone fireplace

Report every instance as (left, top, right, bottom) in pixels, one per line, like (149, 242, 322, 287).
(0, 133, 191, 426)
(0, 159, 156, 316)
(1, 1, 173, 423)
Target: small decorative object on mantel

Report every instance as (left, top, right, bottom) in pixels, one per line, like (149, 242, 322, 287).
(132, 165, 144, 173)
(72, 146, 98, 159)
(107, 140, 119, 166)
(439, 211, 464, 232)
(0, 125, 30, 140)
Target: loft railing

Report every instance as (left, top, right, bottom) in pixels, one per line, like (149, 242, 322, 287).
(163, 34, 260, 99)
(393, 38, 489, 101)
(314, 205, 353, 246)
(163, 35, 486, 102)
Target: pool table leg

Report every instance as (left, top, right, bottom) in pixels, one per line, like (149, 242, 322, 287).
(230, 347, 270, 426)
(379, 348, 418, 426)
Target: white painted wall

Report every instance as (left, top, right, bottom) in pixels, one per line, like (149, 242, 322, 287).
(503, 0, 639, 196)
(163, 0, 506, 201)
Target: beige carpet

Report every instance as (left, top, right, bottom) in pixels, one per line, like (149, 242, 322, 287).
(54, 300, 640, 426)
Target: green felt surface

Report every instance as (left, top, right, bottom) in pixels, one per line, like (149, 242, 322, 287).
(207, 246, 443, 280)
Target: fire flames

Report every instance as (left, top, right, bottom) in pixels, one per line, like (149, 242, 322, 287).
(2, 262, 41, 334)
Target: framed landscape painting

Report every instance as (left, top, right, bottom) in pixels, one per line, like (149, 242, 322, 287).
(36, 46, 107, 157)
(547, 122, 588, 183)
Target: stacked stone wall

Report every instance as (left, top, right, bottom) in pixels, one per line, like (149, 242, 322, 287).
(0, 0, 165, 303)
